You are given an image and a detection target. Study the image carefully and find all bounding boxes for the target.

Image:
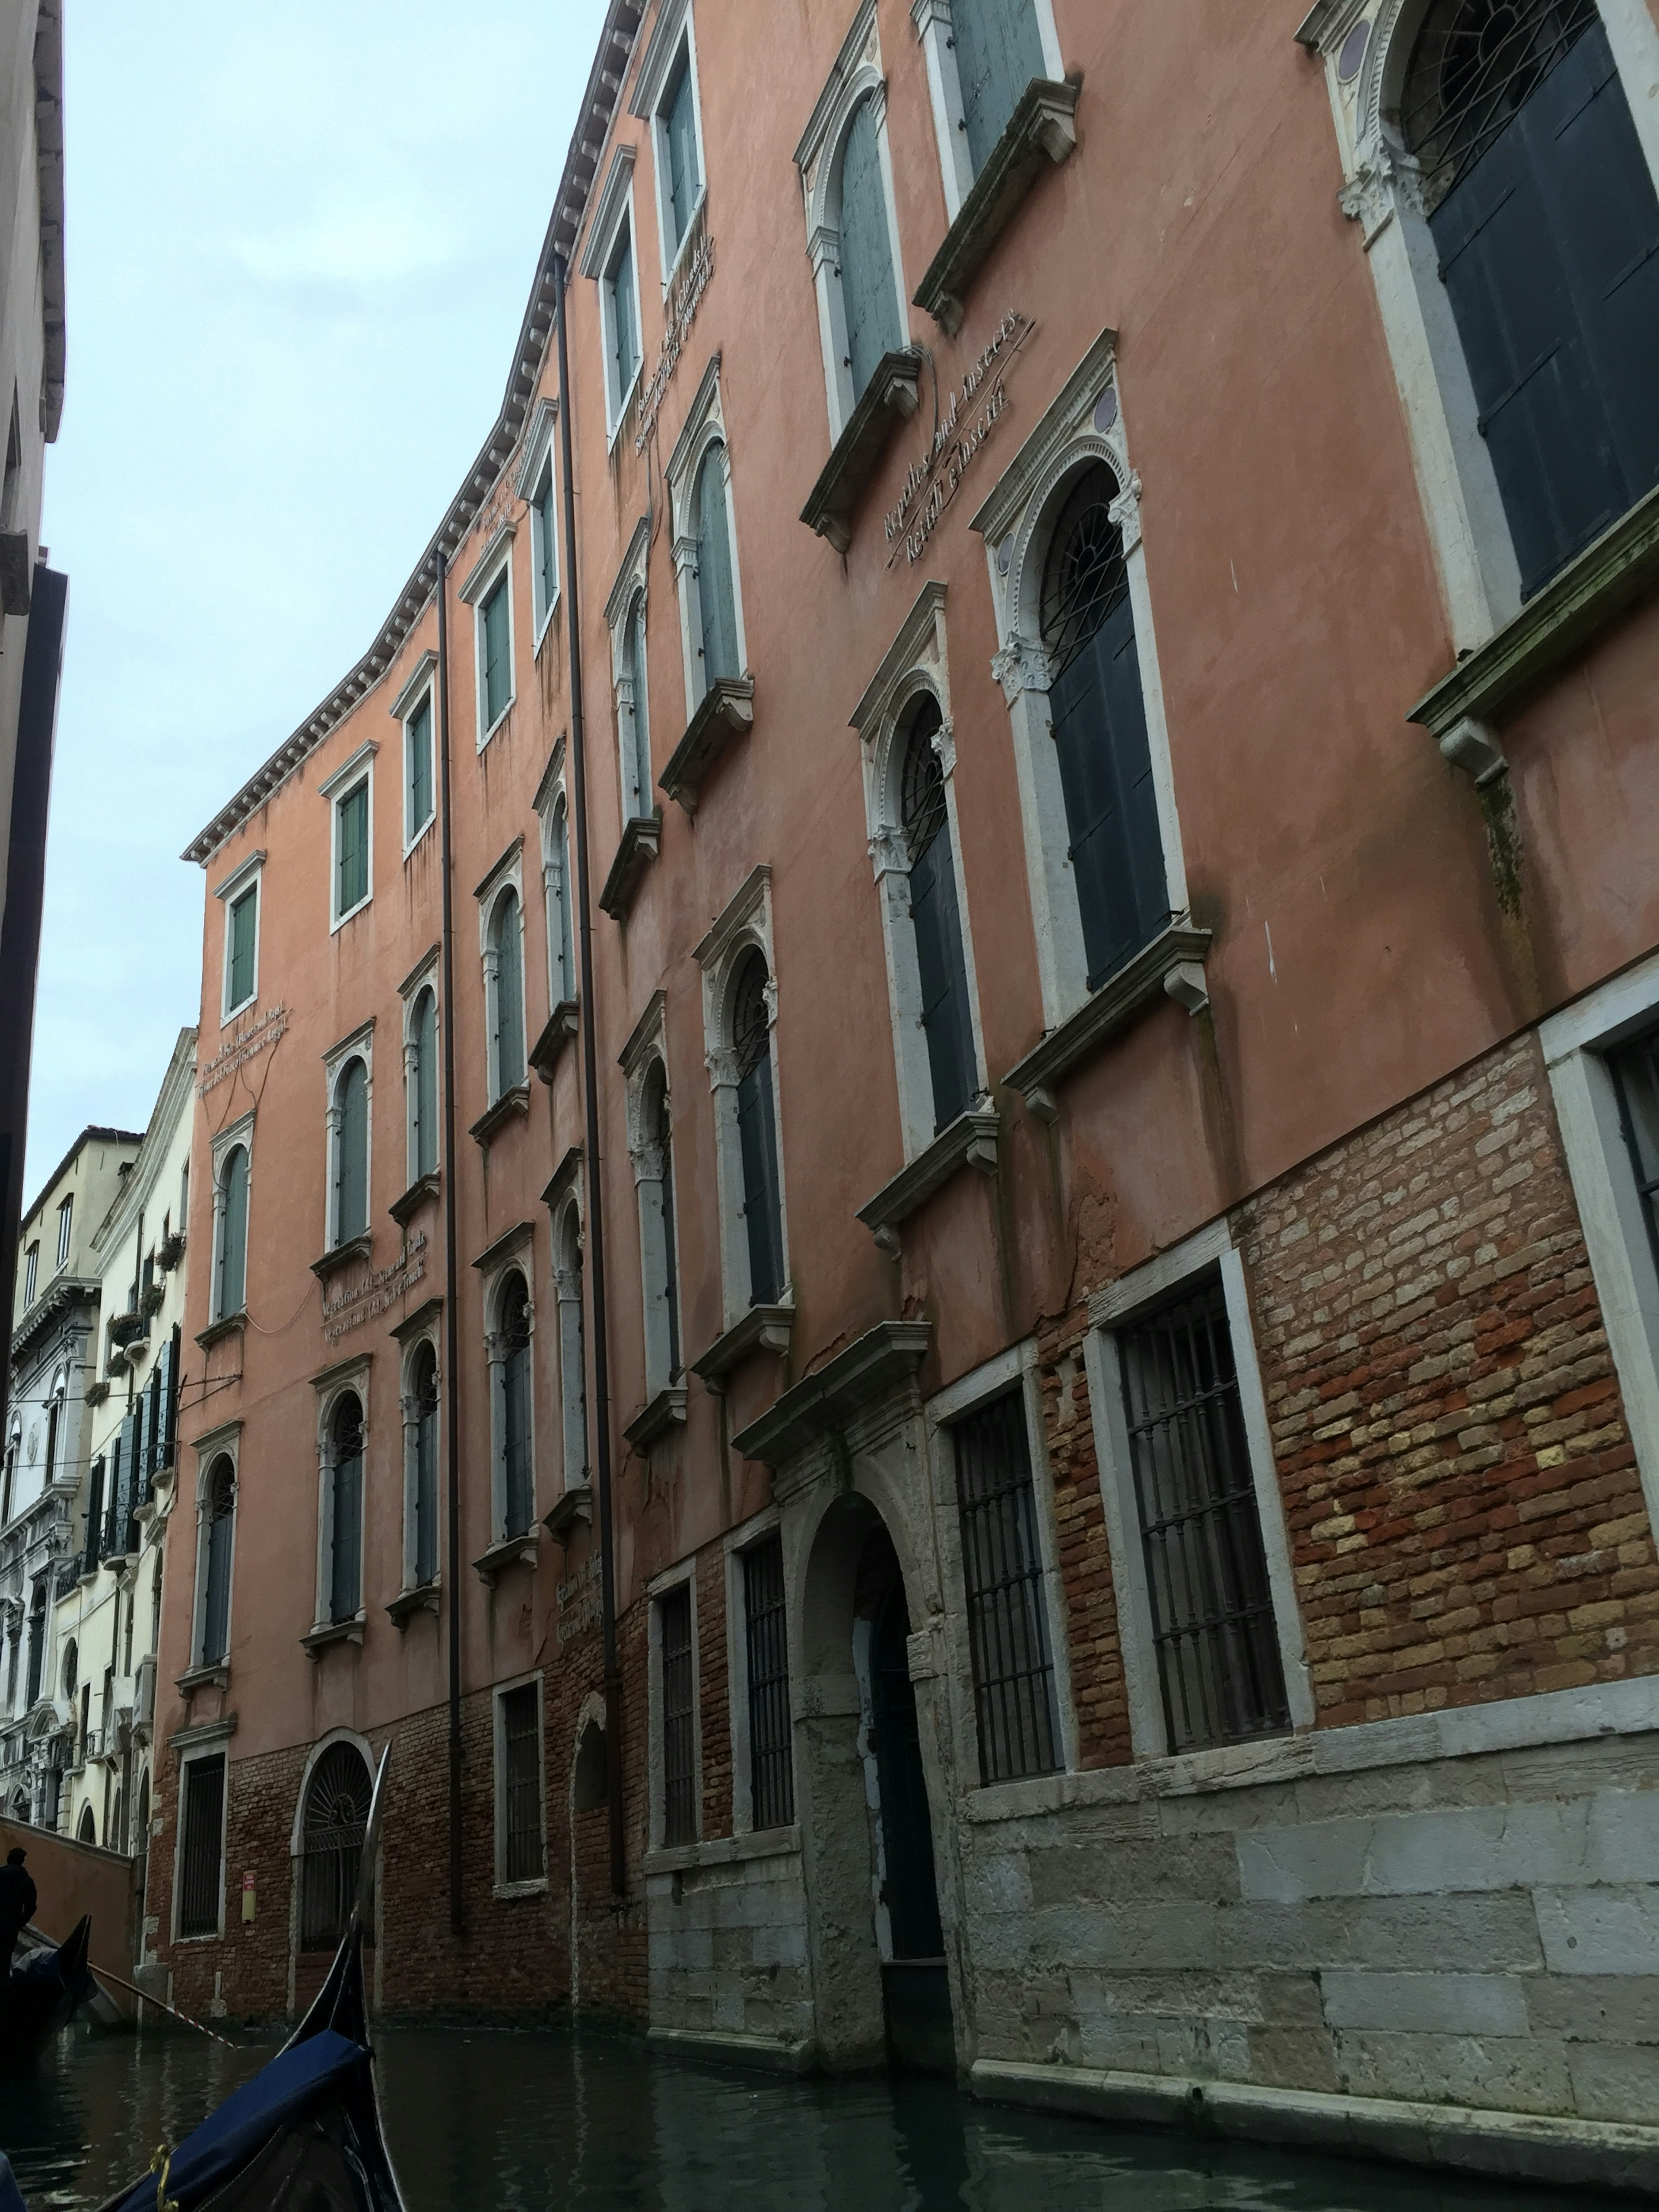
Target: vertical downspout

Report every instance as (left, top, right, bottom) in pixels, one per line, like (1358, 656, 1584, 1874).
(553, 251, 625, 1899)
(436, 550, 465, 1940)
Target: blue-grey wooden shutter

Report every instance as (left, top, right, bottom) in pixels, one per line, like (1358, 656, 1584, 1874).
(696, 445, 740, 686)
(493, 894, 525, 1093)
(331, 1414, 362, 1622)
(104, 1437, 121, 1557)
(337, 784, 366, 913)
(219, 1146, 248, 1316)
(414, 991, 438, 1178)
(84, 1458, 104, 1575)
(1049, 553, 1168, 991)
(838, 97, 901, 405)
(737, 1046, 785, 1305)
(625, 600, 651, 816)
(483, 578, 512, 727)
(610, 226, 639, 405)
(203, 1474, 233, 1665)
(335, 1060, 369, 1242)
(536, 469, 557, 617)
(953, 0, 1046, 177)
(407, 696, 432, 836)
(164, 1325, 181, 1471)
(228, 888, 256, 1006)
(1432, 20, 1659, 597)
(115, 1413, 139, 1554)
(555, 805, 574, 1001)
(665, 53, 701, 249)
(910, 827, 977, 1134)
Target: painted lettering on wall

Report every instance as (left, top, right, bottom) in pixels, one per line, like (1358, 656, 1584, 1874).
(632, 205, 715, 455)
(197, 1004, 289, 1097)
(884, 312, 1033, 567)
(321, 1232, 428, 1344)
(556, 1553, 601, 1648)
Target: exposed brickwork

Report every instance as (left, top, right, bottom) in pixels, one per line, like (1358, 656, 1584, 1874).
(697, 1546, 732, 1840)
(1240, 1031, 1659, 1724)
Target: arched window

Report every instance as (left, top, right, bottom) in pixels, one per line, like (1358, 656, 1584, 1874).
(1040, 463, 1167, 990)
(327, 1395, 364, 1624)
(900, 696, 976, 1131)
(77, 1803, 96, 1846)
(499, 1274, 534, 1538)
(215, 1144, 249, 1319)
(554, 1207, 588, 1491)
(1399, 0, 1659, 596)
(332, 1058, 369, 1245)
(25, 1580, 45, 1706)
(953, 0, 1046, 176)
(621, 594, 652, 819)
(410, 1341, 439, 1588)
(636, 1059, 681, 1392)
(731, 953, 785, 1307)
(299, 1741, 372, 1953)
(695, 444, 740, 689)
(547, 798, 574, 1008)
(61, 1638, 76, 1700)
(409, 988, 438, 1182)
(489, 891, 526, 1099)
(200, 1456, 235, 1666)
(836, 97, 901, 407)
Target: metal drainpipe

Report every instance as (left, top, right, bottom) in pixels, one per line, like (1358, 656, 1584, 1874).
(553, 249, 625, 1900)
(436, 549, 465, 1940)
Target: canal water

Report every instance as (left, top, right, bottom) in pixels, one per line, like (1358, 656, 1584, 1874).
(0, 2021, 1624, 2211)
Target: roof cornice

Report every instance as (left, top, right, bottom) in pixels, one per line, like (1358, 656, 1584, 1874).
(180, 0, 647, 871)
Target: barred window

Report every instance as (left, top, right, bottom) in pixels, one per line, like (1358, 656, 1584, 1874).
(743, 1537, 794, 1830)
(177, 1753, 225, 1939)
(499, 1682, 544, 1885)
(1610, 1030, 1659, 1285)
(953, 1389, 1060, 1784)
(659, 1584, 696, 1847)
(1117, 1276, 1290, 1754)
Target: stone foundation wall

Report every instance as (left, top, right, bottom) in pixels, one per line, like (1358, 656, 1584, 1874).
(645, 1836, 812, 2048)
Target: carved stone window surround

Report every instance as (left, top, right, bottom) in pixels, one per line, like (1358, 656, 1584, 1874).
(1003, 922, 1212, 1124)
(913, 75, 1081, 337)
(801, 349, 924, 552)
(599, 809, 662, 920)
(858, 1106, 998, 1252)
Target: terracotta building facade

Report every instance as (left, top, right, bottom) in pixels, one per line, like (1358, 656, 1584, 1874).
(149, 0, 1659, 2184)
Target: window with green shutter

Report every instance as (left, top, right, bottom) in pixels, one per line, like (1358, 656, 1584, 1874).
(837, 97, 902, 406)
(226, 884, 257, 1011)
(533, 461, 558, 630)
(695, 443, 740, 687)
(607, 222, 639, 420)
(481, 573, 512, 731)
(663, 48, 701, 254)
(335, 781, 369, 917)
(490, 890, 526, 1097)
(953, 0, 1046, 178)
(333, 1057, 369, 1245)
(216, 1144, 248, 1319)
(411, 987, 439, 1181)
(405, 694, 433, 842)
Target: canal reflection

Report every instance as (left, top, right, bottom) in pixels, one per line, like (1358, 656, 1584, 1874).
(0, 2022, 1619, 2211)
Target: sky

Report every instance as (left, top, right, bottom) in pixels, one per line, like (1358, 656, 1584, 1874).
(23, 0, 610, 1201)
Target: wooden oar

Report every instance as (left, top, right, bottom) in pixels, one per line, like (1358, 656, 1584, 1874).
(85, 1961, 237, 2046)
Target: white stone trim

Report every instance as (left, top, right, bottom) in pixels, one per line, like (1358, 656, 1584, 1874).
(534, 739, 575, 1011)
(399, 966, 440, 1188)
(493, 1669, 548, 1896)
(622, 992, 682, 1401)
(214, 854, 263, 1026)
(635, 0, 709, 292)
(321, 744, 376, 932)
(189, 1427, 239, 1674)
(481, 1235, 536, 1544)
(911, 0, 1064, 220)
(695, 865, 790, 1328)
(311, 1357, 371, 1633)
(398, 1327, 441, 1593)
(208, 1109, 255, 1325)
(462, 526, 517, 751)
(664, 354, 747, 719)
(581, 150, 645, 442)
(648, 1556, 701, 1852)
(1082, 1217, 1315, 1759)
(321, 1023, 375, 1254)
(170, 1735, 229, 1942)
(476, 848, 528, 1107)
(516, 401, 561, 650)
(550, 1192, 588, 1493)
(605, 516, 654, 824)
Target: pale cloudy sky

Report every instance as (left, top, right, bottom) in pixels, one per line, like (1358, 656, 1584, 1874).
(23, 0, 609, 1198)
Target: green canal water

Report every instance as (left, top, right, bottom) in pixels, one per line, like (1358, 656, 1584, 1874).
(0, 2022, 1624, 2211)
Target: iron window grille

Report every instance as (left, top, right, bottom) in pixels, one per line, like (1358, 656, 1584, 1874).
(1401, 0, 1599, 210)
(953, 1389, 1061, 1784)
(659, 1584, 696, 1847)
(1117, 1274, 1291, 1754)
(1610, 1030, 1659, 1287)
(743, 1537, 794, 1830)
(299, 1742, 372, 1952)
(500, 1682, 544, 1884)
(177, 1754, 225, 1939)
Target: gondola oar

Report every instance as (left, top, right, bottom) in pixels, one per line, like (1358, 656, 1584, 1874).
(79, 1959, 235, 2047)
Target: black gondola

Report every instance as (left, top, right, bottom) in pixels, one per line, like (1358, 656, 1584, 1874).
(0, 1914, 92, 2072)
(81, 1748, 407, 2212)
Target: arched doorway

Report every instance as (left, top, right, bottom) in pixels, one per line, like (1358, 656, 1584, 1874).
(798, 1493, 953, 2073)
(298, 1741, 372, 1958)
(76, 1803, 96, 1846)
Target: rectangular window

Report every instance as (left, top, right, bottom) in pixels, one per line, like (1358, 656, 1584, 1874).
(1117, 1275, 1291, 1754)
(499, 1681, 544, 1885)
(953, 1389, 1060, 1784)
(531, 459, 558, 634)
(743, 1537, 794, 1830)
(335, 780, 369, 918)
(481, 572, 512, 732)
(606, 219, 640, 424)
(226, 884, 257, 1013)
(177, 1753, 226, 1938)
(405, 693, 434, 845)
(662, 47, 702, 254)
(659, 1583, 696, 1846)
(55, 1196, 72, 1270)
(22, 1243, 37, 1306)
(1611, 1029, 1659, 1283)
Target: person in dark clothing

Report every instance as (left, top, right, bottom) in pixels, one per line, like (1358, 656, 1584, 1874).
(0, 1848, 36, 1972)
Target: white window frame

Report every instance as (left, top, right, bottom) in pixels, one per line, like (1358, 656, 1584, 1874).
(664, 355, 748, 722)
(722, 1504, 793, 1840)
(694, 864, 791, 1329)
(492, 1670, 547, 1895)
(795, 0, 912, 442)
(391, 652, 439, 858)
(647, 1556, 701, 1852)
(622, 993, 681, 1400)
(515, 399, 561, 651)
(970, 328, 1192, 1033)
(458, 522, 517, 751)
(208, 1109, 255, 1324)
(579, 147, 645, 445)
(1081, 1218, 1315, 1762)
(925, 1339, 1078, 1786)
(1541, 949, 1659, 1538)
(476, 844, 528, 1107)
(533, 741, 575, 1014)
(397, 1324, 442, 1594)
(188, 1422, 240, 1678)
(550, 1182, 588, 1494)
(213, 849, 264, 1023)
(1296, 0, 1659, 654)
(171, 1734, 230, 1942)
(631, 0, 710, 290)
(318, 742, 377, 932)
(321, 1020, 375, 1253)
(20, 1243, 36, 1309)
(850, 579, 990, 1160)
(54, 1196, 72, 1272)
(482, 1234, 537, 1545)
(398, 950, 440, 1189)
(912, 0, 1064, 220)
(311, 1358, 371, 1633)
(604, 517, 654, 825)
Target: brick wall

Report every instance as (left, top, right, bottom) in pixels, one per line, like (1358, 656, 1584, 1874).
(1034, 1316, 1131, 1769)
